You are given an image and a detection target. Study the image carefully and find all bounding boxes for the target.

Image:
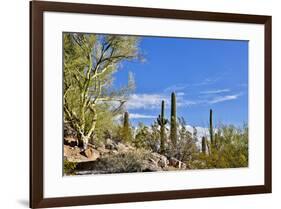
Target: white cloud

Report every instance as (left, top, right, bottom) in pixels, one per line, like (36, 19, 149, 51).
(130, 113, 156, 119)
(126, 93, 168, 109)
(164, 84, 187, 92)
(177, 100, 197, 106)
(126, 93, 195, 110)
(193, 76, 221, 86)
(177, 92, 185, 96)
(200, 89, 230, 94)
(208, 94, 241, 104)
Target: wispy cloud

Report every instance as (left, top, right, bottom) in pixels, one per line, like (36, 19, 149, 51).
(126, 93, 195, 110)
(193, 76, 221, 86)
(177, 92, 185, 96)
(130, 113, 156, 119)
(200, 89, 230, 94)
(164, 84, 188, 93)
(126, 93, 167, 109)
(208, 94, 241, 104)
(164, 76, 222, 93)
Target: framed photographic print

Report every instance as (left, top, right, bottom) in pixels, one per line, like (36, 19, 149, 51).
(30, 0, 272, 208)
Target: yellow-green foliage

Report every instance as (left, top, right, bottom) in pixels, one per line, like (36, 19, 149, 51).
(64, 160, 77, 175)
(89, 103, 118, 142)
(133, 122, 161, 152)
(194, 124, 248, 169)
(116, 112, 133, 143)
(134, 123, 150, 148)
(63, 33, 140, 147)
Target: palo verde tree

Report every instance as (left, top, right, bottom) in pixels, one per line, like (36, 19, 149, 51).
(63, 33, 140, 149)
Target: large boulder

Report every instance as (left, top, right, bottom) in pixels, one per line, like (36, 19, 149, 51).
(81, 148, 100, 161)
(105, 138, 117, 150)
(149, 152, 169, 168)
(116, 143, 135, 153)
(64, 137, 78, 147)
(142, 160, 162, 172)
(169, 157, 186, 169)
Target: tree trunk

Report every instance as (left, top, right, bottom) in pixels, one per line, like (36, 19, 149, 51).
(81, 135, 90, 150)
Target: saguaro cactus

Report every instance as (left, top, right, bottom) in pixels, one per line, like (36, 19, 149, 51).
(170, 92, 177, 147)
(124, 111, 129, 127)
(122, 112, 132, 143)
(201, 136, 207, 154)
(157, 100, 168, 153)
(209, 109, 214, 145)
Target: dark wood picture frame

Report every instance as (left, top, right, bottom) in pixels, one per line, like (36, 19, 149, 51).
(30, 1, 272, 208)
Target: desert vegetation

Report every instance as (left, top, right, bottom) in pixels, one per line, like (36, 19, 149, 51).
(63, 33, 248, 175)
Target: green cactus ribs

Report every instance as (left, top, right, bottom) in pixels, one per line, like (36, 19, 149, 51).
(209, 109, 214, 145)
(157, 100, 168, 153)
(122, 111, 132, 143)
(170, 92, 177, 147)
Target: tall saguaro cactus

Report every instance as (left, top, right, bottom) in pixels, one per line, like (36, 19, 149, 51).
(170, 92, 177, 147)
(209, 109, 214, 145)
(124, 112, 129, 127)
(157, 100, 168, 153)
(201, 136, 207, 154)
(122, 112, 132, 143)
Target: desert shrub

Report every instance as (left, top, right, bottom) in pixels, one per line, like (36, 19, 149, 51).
(114, 112, 134, 144)
(92, 149, 151, 173)
(164, 118, 199, 166)
(193, 124, 248, 169)
(133, 122, 160, 152)
(134, 123, 150, 148)
(64, 159, 77, 175)
(146, 122, 161, 152)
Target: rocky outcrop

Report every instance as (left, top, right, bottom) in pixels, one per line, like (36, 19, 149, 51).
(64, 137, 187, 175)
(81, 148, 100, 161)
(149, 152, 169, 169)
(169, 157, 187, 169)
(64, 137, 78, 147)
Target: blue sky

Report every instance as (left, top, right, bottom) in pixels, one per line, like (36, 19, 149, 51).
(113, 36, 248, 127)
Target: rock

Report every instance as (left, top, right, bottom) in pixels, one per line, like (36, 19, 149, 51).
(116, 143, 126, 152)
(110, 150, 118, 155)
(83, 148, 93, 158)
(64, 137, 78, 147)
(89, 149, 100, 161)
(150, 152, 169, 168)
(158, 155, 169, 168)
(81, 148, 100, 160)
(181, 162, 187, 169)
(169, 157, 177, 167)
(97, 146, 109, 155)
(169, 157, 186, 169)
(105, 138, 117, 150)
(142, 160, 162, 172)
(116, 143, 133, 153)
